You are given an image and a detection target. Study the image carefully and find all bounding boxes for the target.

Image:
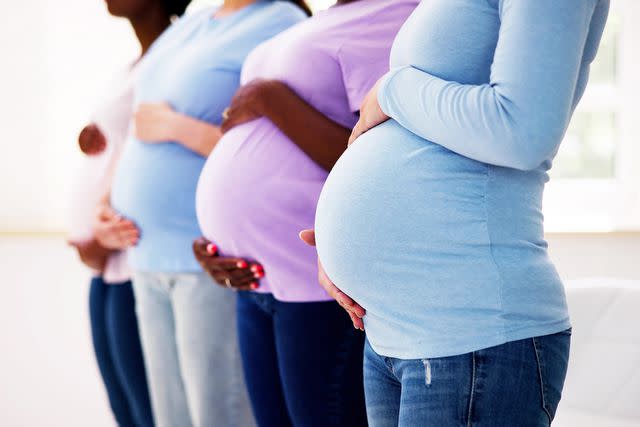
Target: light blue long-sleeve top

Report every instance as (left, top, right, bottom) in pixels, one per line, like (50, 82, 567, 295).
(111, 2, 306, 272)
(315, 0, 609, 359)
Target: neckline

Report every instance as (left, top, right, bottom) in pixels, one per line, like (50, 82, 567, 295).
(209, 0, 264, 22)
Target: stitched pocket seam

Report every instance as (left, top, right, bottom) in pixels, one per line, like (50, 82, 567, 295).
(532, 337, 552, 423)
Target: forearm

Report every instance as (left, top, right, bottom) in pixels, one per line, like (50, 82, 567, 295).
(262, 83, 351, 171)
(170, 113, 222, 157)
(378, 0, 598, 171)
(73, 238, 112, 271)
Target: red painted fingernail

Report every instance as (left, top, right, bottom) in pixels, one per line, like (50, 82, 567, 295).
(206, 243, 217, 255)
(253, 271, 265, 279)
(250, 282, 259, 290)
(250, 264, 263, 273)
(237, 260, 248, 269)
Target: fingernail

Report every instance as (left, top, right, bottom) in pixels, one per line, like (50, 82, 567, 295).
(237, 260, 248, 269)
(250, 264, 263, 273)
(250, 282, 259, 290)
(253, 271, 265, 279)
(206, 243, 217, 255)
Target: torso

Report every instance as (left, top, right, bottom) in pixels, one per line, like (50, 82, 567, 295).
(315, 0, 607, 358)
(196, 0, 418, 301)
(68, 65, 135, 283)
(111, 2, 306, 272)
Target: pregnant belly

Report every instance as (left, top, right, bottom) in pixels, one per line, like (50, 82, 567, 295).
(315, 120, 497, 306)
(111, 140, 204, 230)
(196, 119, 327, 259)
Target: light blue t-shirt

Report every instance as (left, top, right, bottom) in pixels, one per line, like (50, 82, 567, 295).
(112, 1, 306, 272)
(316, 0, 609, 359)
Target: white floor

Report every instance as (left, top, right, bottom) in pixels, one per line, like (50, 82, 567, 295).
(1, 234, 638, 427)
(0, 236, 115, 427)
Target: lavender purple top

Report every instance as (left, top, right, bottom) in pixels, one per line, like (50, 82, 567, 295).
(196, 0, 418, 302)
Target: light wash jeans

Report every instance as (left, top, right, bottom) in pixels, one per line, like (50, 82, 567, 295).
(132, 271, 255, 427)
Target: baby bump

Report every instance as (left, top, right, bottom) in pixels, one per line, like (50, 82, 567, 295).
(315, 120, 494, 302)
(112, 140, 204, 228)
(196, 120, 327, 251)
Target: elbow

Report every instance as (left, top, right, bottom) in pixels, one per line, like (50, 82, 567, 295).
(496, 123, 564, 171)
(505, 149, 548, 171)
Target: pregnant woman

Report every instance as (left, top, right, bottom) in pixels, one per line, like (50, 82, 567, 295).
(68, 0, 185, 425)
(110, 1, 308, 426)
(314, 0, 610, 426)
(192, 0, 418, 425)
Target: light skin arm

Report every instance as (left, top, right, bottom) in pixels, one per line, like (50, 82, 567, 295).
(299, 229, 365, 330)
(134, 102, 223, 157)
(93, 193, 140, 250)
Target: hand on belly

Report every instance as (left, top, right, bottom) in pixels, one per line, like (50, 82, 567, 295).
(192, 237, 264, 291)
(299, 229, 366, 331)
(348, 77, 389, 146)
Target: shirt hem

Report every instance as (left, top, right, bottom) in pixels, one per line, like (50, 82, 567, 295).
(367, 318, 572, 359)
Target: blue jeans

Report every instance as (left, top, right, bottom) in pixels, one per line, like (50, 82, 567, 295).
(132, 272, 254, 427)
(237, 292, 368, 427)
(89, 277, 154, 427)
(364, 330, 571, 427)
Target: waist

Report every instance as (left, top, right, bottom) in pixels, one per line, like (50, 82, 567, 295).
(196, 119, 330, 301)
(112, 139, 204, 229)
(126, 226, 202, 273)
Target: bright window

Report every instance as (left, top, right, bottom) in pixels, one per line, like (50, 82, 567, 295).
(544, 0, 640, 232)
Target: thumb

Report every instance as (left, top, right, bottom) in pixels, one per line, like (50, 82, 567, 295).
(299, 229, 316, 246)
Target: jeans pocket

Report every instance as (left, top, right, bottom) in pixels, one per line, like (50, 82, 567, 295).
(532, 330, 571, 423)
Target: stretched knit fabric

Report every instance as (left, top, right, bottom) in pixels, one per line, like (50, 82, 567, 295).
(316, 0, 609, 359)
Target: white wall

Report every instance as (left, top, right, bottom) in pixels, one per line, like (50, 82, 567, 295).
(0, 1, 137, 231)
(547, 233, 640, 280)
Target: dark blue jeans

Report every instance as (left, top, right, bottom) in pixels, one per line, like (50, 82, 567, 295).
(237, 292, 368, 427)
(89, 277, 154, 427)
(364, 330, 571, 427)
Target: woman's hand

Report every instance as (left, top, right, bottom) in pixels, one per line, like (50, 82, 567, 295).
(68, 239, 110, 272)
(299, 229, 365, 331)
(134, 102, 180, 143)
(348, 78, 389, 146)
(134, 102, 222, 157)
(193, 237, 262, 291)
(94, 203, 140, 250)
(221, 79, 281, 133)
(78, 123, 107, 155)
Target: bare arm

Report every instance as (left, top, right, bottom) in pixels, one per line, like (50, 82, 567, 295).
(134, 102, 222, 157)
(221, 80, 351, 171)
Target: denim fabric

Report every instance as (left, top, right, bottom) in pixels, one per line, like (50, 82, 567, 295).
(89, 277, 153, 427)
(236, 292, 368, 427)
(132, 272, 254, 427)
(364, 330, 571, 427)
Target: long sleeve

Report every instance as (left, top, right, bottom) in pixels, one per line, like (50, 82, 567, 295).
(378, 0, 601, 171)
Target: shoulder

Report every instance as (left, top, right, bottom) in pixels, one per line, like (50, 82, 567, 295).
(257, 1, 308, 24)
(180, 6, 216, 23)
(334, 0, 418, 53)
(361, 0, 419, 18)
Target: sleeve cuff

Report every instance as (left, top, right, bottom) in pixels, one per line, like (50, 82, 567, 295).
(377, 65, 412, 117)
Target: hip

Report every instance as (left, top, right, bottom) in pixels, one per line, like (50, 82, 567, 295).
(364, 329, 571, 426)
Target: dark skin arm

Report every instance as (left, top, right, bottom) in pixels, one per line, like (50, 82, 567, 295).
(69, 239, 112, 272)
(221, 79, 352, 171)
(192, 237, 264, 291)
